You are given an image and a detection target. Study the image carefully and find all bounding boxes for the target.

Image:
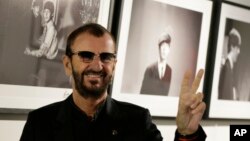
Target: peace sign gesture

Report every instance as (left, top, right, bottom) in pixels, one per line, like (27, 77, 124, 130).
(176, 69, 206, 135)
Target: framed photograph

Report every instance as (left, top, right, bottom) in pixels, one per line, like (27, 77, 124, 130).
(209, 3, 250, 119)
(111, 0, 212, 117)
(0, 0, 112, 112)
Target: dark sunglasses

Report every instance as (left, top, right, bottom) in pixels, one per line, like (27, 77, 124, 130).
(71, 51, 116, 63)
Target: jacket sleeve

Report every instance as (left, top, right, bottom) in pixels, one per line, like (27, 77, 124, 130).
(144, 109, 163, 141)
(174, 125, 206, 141)
(140, 68, 150, 94)
(143, 109, 206, 141)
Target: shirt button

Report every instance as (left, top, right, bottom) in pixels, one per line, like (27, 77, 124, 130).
(112, 130, 118, 135)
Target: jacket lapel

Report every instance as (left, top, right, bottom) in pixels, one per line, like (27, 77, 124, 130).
(104, 96, 124, 140)
(52, 95, 124, 141)
(54, 96, 74, 141)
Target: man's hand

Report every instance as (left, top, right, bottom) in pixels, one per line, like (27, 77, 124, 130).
(176, 69, 206, 135)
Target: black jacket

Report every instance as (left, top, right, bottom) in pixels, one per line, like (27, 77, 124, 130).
(140, 62, 172, 95)
(20, 95, 206, 141)
(20, 96, 162, 141)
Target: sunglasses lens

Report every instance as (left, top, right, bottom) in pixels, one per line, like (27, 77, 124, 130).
(78, 51, 94, 62)
(100, 53, 116, 62)
(75, 51, 115, 63)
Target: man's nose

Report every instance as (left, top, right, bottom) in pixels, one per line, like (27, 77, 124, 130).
(89, 57, 103, 71)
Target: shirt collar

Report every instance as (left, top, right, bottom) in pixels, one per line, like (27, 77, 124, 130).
(227, 54, 234, 69)
(69, 95, 107, 122)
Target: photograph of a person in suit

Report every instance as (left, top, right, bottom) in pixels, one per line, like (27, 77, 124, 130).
(140, 31, 172, 96)
(218, 28, 241, 100)
(24, 1, 58, 60)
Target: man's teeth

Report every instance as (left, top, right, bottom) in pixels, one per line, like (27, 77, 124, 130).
(86, 74, 102, 77)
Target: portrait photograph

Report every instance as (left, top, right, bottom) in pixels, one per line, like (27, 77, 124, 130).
(112, 0, 212, 117)
(209, 3, 250, 119)
(0, 0, 111, 110)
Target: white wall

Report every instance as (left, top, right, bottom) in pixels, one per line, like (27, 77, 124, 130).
(0, 119, 26, 141)
(0, 115, 250, 141)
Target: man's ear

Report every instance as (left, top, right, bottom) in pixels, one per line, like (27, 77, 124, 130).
(62, 55, 72, 77)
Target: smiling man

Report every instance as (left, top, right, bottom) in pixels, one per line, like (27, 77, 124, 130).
(20, 23, 206, 141)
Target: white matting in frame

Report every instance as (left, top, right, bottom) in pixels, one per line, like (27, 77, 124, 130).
(112, 0, 212, 117)
(0, 0, 111, 111)
(209, 3, 250, 119)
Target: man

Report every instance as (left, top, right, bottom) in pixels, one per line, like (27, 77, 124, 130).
(218, 28, 241, 100)
(140, 31, 172, 95)
(20, 23, 206, 141)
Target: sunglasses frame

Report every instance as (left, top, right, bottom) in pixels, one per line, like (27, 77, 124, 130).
(70, 51, 116, 63)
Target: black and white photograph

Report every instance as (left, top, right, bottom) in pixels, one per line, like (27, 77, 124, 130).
(112, 0, 212, 117)
(209, 3, 250, 119)
(0, 0, 111, 110)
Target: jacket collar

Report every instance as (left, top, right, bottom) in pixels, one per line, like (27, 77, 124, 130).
(53, 94, 121, 140)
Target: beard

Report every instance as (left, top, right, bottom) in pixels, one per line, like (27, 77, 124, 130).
(72, 67, 112, 99)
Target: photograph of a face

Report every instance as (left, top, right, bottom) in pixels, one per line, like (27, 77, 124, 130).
(0, 0, 111, 110)
(112, 0, 212, 117)
(209, 3, 250, 119)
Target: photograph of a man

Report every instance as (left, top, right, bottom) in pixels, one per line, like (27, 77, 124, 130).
(218, 28, 241, 100)
(120, 0, 202, 97)
(24, 1, 58, 60)
(140, 31, 172, 95)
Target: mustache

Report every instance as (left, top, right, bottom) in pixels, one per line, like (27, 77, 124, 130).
(82, 70, 106, 76)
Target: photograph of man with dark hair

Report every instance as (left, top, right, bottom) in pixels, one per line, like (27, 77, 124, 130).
(140, 31, 172, 96)
(218, 28, 241, 100)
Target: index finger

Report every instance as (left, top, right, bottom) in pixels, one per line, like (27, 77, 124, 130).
(190, 69, 204, 94)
